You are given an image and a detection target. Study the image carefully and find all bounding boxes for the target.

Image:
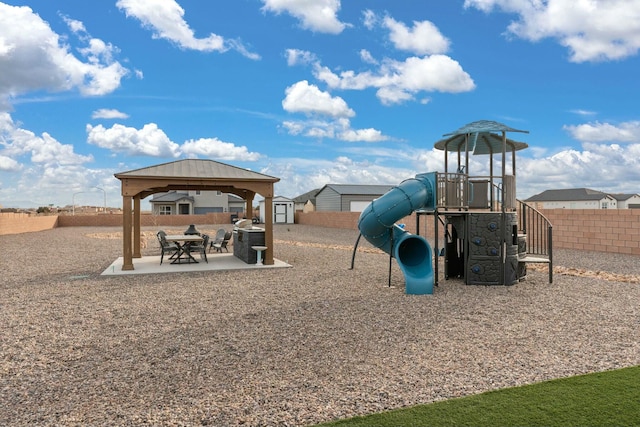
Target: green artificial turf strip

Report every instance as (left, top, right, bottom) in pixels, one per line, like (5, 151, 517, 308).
(318, 365, 640, 427)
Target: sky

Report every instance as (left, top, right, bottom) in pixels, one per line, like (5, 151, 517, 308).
(1, 0, 640, 209)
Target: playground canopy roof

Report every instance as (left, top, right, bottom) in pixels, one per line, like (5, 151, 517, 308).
(434, 120, 529, 155)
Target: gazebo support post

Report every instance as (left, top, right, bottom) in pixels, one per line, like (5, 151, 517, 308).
(264, 195, 274, 265)
(122, 195, 134, 270)
(245, 192, 255, 219)
(133, 196, 142, 258)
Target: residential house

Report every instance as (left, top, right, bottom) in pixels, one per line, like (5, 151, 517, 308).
(525, 188, 640, 209)
(150, 190, 245, 215)
(612, 193, 640, 209)
(315, 184, 394, 212)
(292, 188, 319, 212)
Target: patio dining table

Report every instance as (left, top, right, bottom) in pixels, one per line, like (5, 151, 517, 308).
(165, 234, 204, 264)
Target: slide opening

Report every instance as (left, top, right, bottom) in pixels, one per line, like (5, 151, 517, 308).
(397, 236, 429, 267)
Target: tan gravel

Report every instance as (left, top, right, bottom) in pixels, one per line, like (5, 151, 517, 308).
(1, 224, 639, 426)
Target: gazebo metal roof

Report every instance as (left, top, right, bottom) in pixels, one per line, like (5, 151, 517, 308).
(115, 159, 279, 199)
(116, 159, 278, 181)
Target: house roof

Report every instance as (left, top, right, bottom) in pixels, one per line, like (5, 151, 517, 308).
(150, 191, 246, 203)
(292, 188, 320, 204)
(228, 193, 244, 202)
(318, 184, 394, 196)
(526, 188, 614, 202)
(149, 191, 193, 203)
(610, 193, 638, 201)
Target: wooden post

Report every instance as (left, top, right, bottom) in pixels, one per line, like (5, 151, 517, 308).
(264, 195, 274, 265)
(133, 196, 141, 258)
(122, 195, 134, 270)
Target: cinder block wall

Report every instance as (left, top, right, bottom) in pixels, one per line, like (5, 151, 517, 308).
(298, 209, 640, 256)
(541, 209, 640, 255)
(4, 210, 640, 255)
(0, 213, 59, 235)
(295, 211, 438, 237)
(56, 212, 243, 228)
(0, 212, 244, 235)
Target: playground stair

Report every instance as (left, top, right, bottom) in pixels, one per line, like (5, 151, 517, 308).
(517, 200, 553, 283)
(518, 254, 550, 263)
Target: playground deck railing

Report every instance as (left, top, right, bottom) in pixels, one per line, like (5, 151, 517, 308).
(436, 173, 519, 211)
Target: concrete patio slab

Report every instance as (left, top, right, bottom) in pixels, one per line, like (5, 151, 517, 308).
(102, 253, 291, 276)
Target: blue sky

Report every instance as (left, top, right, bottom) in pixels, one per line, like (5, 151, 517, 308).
(2, 0, 640, 209)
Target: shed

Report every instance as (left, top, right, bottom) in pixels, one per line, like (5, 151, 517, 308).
(114, 159, 279, 270)
(259, 195, 294, 223)
(315, 184, 394, 212)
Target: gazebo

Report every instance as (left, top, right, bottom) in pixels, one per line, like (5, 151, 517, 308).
(114, 159, 280, 271)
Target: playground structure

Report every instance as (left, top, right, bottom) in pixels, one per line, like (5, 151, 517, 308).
(353, 120, 553, 294)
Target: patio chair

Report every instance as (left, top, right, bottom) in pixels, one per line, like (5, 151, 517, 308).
(157, 231, 179, 264)
(211, 231, 232, 252)
(189, 233, 209, 263)
(209, 228, 227, 253)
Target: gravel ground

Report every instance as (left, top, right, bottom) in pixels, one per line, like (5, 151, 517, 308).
(1, 224, 639, 426)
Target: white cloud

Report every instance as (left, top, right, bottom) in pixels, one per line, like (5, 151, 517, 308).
(86, 122, 262, 161)
(564, 121, 640, 143)
(61, 15, 86, 34)
(92, 109, 130, 120)
(359, 49, 377, 64)
(226, 38, 261, 61)
(338, 127, 386, 142)
(0, 3, 129, 101)
(86, 123, 181, 157)
(0, 155, 20, 172)
(288, 11, 472, 105)
(281, 116, 389, 142)
(0, 112, 117, 207)
(281, 121, 305, 136)
(362, 9, 377, 30)
(285, 48, 318, 66)
(518, 142, 640, 198)
(261, 0, 347, 34)
(315, 55, 475, 105)
(282, 80, 355, 118)
(464, 0, 640, 62)
(280, 81, 389, 142)
(116, 0, 259, 59)
(570, 109, 597, 117)
(181, 137, 261, 161)
(0, 113, 93, 167)
(383, 16, 450, 55)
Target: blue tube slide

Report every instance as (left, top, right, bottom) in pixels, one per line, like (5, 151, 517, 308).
(357, 172, 437, 295)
